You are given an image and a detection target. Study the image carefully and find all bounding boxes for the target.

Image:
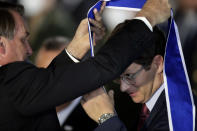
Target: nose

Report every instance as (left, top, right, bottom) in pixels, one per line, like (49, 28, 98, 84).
(120, 80, 130, 92)
(26, 43, 33, 56)
(120, 80, 137, 93)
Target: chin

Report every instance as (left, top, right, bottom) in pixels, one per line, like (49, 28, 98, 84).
(131, 97, 142, 104)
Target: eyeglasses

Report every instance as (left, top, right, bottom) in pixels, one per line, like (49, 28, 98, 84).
(120, 66, 144, 85)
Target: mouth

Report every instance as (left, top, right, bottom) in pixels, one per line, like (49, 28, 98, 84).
(127, 87, 138, 97)
(129, 92, 137, 97)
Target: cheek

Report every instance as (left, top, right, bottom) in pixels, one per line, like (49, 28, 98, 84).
(135, 77, 146, 87)
(8, 43, 17, 55)
(17, 42, 26, 55)
(135, 71, 155, 87)
(13, 41, 26, 60)
(135, 74, 155, 102)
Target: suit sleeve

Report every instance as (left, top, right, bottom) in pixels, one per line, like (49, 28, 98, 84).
(4, 20, 154, 116)
(94, 116, 127, 131)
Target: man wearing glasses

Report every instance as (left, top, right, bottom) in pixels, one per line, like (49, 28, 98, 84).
(116, 27, 168, 130)
(119, 27, 165, 106)
(81, 25, 197, 130)
(81, 23, 168, 130)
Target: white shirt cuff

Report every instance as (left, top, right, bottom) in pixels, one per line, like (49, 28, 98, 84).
(65, 49, 80, 63)
(134, 17, 153, 32)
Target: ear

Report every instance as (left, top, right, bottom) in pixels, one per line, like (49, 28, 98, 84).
(152, 55, 164, 73)
(0, 36, 7, 57)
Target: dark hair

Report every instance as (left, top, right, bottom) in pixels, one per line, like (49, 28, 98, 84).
(42, 36, 70, 51)
(0, 1, 24, 16)
(0, 1, 24, 39)
(110, 20, 166, 70)
(133, 27, 166, 70)
(0, 9, 15, 39)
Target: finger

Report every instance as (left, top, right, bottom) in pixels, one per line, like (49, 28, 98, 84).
(91, 26, 105, 35)
(91, 26, 103, 35)
(81, 18, 88, 25)
(81, 97, 86, 105)
(108, 90, 115, 105)
(108, 90, 114, 100)
(91, 28, 105, 40)
(78, 18, 88, 30)
(100, 1, 106, 14)
(93, 8, 102, 22)
(93, 33, 96, 46)
(89, 18, 103, 30)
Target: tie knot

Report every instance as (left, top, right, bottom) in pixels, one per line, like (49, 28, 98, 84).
(141, 104, 150, 116)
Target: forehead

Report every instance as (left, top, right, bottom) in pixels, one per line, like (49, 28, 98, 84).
(125, 63, 141, 73)
(10, 10, 28, 35)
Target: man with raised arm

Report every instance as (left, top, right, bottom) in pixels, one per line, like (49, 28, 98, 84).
(0, 0, 170, 130)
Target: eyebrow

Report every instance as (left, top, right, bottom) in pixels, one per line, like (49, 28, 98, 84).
(125, 71, 135, 74)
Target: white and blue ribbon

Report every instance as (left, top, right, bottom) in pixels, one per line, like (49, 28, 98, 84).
(87, 0, 104, 57)
(87, 0, 146, 56)
(88, 0, 196, 131)
(164, 10, 196, 131)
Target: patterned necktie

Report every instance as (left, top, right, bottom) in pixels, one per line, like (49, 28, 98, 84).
(137, 104, 150, 131)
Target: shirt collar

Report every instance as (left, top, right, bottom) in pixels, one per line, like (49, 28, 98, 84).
(145, 83, 164, 112)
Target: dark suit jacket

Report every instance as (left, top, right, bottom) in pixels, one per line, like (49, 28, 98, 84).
(95, 91, 197, 131)
(0, 20, 154, 131)
(142, 91, 168, 131)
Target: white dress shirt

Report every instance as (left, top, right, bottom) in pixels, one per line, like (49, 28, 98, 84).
(146, 84, 165, 112)
(57, 96, 81, 126)
(134, 17, 153, 31)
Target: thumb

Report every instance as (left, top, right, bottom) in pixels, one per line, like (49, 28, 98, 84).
(108, 90, 115, 105)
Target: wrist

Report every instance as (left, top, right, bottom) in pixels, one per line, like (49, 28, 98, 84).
(136, 7, 156, 27)
(98, 113, 116, 125)
(66, 39, 90, 59)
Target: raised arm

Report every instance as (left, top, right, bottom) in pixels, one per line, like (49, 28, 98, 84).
(66, 2, 106, 60)
(6, 0, 170, 117)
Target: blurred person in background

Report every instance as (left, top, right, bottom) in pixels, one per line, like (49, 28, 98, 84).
(35, 36, 70, 68)
(24, 0, 76, 54)
(175, 0, 197, 94)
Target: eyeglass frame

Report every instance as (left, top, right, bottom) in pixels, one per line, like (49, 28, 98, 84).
(120, 66, 144, 85)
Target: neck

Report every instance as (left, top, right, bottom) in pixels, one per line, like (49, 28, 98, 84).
(152, 73, 164, 94)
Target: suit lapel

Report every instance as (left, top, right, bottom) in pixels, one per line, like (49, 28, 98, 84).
(141, 91, 167, 130)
